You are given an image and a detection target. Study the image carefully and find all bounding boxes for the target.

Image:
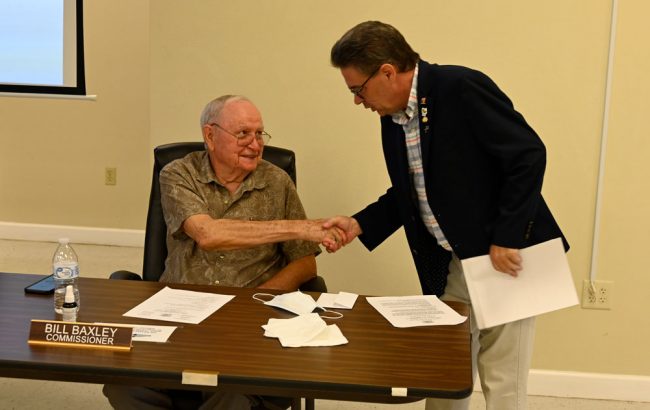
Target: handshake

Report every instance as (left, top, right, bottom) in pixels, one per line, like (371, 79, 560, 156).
(304, 216, 362, 254)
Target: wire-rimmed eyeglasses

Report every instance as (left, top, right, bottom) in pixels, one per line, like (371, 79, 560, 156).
(349, 66, 380, 99)
(209, 123, 272, 146)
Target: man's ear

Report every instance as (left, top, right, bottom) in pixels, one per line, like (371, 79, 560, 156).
(203, 124, 214, 150)
(379, 63, 398, 80)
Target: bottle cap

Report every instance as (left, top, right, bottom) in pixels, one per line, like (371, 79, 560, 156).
(65, 285, 76, 303)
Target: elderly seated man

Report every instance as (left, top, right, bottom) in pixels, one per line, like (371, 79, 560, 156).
(103, 95, 340, 410)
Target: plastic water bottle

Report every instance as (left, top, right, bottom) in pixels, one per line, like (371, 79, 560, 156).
(52, 238, 80, 314)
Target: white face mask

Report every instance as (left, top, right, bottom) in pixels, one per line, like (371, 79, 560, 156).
(263, 313, 326, 345)
(253, 291, 343, 319)
(261, 313, 349, 348)
(253, 291, 318, 315)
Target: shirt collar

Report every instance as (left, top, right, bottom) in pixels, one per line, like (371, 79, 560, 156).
(391, 63, 419, 125)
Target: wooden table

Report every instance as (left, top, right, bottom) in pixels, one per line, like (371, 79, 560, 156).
(0, 272, 472, 403)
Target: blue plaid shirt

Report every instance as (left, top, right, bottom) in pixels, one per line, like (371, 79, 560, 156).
(391, 64, 451, 251)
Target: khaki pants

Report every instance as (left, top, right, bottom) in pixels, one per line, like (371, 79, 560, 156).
(426, 254, 536, 410)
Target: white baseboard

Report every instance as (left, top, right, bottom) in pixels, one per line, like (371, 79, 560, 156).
(527, 369, 650, 402)
(474, 370, 650, 403)
(472, 370, 650, 403)
(0, 221, 144, 247)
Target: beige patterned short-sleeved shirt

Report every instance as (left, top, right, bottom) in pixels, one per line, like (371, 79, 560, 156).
(158, 151, 320, 287)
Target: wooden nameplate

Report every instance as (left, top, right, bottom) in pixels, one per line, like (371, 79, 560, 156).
(28, 320, 133, 351)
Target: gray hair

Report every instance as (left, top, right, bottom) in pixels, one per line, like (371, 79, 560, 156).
(199, 95, 251, 129)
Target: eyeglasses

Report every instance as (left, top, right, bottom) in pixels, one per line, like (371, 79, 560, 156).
(209, 123, 272, 146)
(349, 66, 380, 99)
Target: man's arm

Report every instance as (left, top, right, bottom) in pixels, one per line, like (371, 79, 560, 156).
(256, 254, 317, 291)
(321, 187, 403, 253)
(183, 214, 341, 251)
(462, 71, 547, 249)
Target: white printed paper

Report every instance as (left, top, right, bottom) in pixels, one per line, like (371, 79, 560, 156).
(366, 295, 467, 328)
(461, 237, 578, 329)
(123, 286, 235, 324)
(96, 322, 177, 343)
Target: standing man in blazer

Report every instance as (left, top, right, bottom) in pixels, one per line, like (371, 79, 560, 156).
(324, 21, 568, 410)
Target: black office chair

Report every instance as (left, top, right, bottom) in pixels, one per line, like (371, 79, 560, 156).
(110, 142, 324, 410)
(111, 141, 325, 290)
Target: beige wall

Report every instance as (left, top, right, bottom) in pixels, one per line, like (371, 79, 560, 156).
(1, 0, 648, 376)
(0, 0, 150, 229)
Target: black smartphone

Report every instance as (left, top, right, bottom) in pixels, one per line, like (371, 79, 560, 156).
(24, 274, 56, 294)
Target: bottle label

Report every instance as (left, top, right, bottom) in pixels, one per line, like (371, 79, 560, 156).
(53, 263, 79, 279)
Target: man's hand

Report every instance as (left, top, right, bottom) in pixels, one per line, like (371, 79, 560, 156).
(321, 216, 362, 253)
(301, 220, 345, 249)
(489, 245, 522, 277)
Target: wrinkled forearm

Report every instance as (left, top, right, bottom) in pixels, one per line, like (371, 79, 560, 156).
(183, 214, 327, 251)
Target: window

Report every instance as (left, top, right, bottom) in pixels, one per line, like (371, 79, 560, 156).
(0, 0, 85, 96)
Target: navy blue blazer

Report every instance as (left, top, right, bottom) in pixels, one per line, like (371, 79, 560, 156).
(354, 60, 568, 296)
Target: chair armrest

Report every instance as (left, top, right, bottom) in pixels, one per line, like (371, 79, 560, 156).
(109, 270, 143, 281)
(299, 276, 327, 293)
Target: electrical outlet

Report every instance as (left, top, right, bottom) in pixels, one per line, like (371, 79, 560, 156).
(105, 167, 117, 185)
(581, 280, 613, 310)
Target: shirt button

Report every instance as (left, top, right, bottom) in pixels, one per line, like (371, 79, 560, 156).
(224, 200, 229, 204)
(219, 255, 225, 259)
(214, 280, 220, 285)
